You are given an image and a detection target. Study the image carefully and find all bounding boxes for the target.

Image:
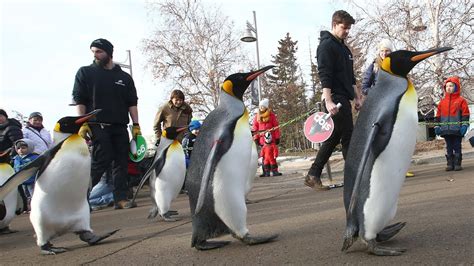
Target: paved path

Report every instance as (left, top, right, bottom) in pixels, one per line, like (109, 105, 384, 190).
(1, 158, 473, 264)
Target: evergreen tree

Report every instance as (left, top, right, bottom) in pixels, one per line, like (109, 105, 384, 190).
(264, 33, 310, 151)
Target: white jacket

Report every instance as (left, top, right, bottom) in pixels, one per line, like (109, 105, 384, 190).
(22, 126, 52, 154)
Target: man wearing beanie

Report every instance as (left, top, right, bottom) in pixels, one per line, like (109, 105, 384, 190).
(0, 109, 23, 156)
(72, 38, 141, 209)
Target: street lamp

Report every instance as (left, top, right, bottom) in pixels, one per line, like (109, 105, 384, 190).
(241, 11, 261, 104)
(116, 49, 133, 77)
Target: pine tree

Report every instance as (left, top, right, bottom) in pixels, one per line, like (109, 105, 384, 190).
(264, 33, 309, 151)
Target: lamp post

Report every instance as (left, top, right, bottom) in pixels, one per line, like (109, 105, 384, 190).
(241, 11, 261, 104)
(117, 49, 133, 77)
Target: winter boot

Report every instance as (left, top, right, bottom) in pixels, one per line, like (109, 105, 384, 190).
(445, 154, 454, 171)
(271, 164, 282, 176)
(454, 153, 463, 171)
(260, 164, 270, 177)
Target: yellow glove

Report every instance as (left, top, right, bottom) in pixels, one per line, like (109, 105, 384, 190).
(132, 124, 141, 139)
(78, 122, 92, 141)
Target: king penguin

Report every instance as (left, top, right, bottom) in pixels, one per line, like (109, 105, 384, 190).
(0, 110, 118, 255)
(185, 65, 278, 250)
(0, 150, 25, 234)
(132, 126, 187, 221)
(341, 47, 453, 256)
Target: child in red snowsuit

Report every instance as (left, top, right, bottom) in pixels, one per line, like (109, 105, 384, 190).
(259, 132, 282, 177)
(434, 76, 470, 171)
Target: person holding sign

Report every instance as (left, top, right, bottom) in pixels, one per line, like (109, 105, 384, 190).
(304, 10, 363, 191)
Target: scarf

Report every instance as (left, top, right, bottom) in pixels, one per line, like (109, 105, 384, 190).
(258, 109, 271, 123)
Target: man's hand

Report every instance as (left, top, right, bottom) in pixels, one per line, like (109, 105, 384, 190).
(78, 122, 92, 141)
(325, 99, 339, 116)
(132, 123, 141, 139)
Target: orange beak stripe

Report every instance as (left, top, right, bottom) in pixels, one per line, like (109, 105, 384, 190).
(411, 52, 436, 62)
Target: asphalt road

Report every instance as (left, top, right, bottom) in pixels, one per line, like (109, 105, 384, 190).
(1, 159, 473, 265)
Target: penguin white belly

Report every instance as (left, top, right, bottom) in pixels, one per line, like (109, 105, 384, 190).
(213, 115, 252, 237)
(30, 139, 91, 246)
(0, 164, 17, 229)
(152, 143, 185, 215)
(246, 142, 258, 195)
(363, 91, 418, 240)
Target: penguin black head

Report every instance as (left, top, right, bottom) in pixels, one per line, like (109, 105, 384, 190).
(381, 47, 453, 77)
(54, 109, 101, 134)
(162, 126, 187, 140)
(221, 65, 275, 100)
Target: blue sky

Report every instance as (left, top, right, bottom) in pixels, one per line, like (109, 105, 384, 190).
(1, 0, 344, 135)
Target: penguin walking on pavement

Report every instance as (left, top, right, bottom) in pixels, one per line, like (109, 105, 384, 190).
(0, 151, 25, 234)
(0, 110, 118, 255)
(185, 65, 278, 250)
(341, 47, 453, 256)
(131, 127, 187, 221)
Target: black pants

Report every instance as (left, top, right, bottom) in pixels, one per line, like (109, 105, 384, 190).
(90, 124, 129, 202)
(444, 135, 462, 155)
(308, 95, 353, 177)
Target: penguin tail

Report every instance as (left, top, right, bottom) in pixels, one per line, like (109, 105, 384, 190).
(341, 224, 359, 252)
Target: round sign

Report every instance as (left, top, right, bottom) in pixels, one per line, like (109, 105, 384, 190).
(303, 112, 335, 143)
(129, 135, 147, 162)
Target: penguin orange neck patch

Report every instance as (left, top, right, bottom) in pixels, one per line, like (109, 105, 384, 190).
(222, 80, 235, 97)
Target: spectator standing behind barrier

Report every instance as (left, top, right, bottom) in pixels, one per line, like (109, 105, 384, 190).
(252, 98, 281, 146)
(259, 132, 282, 177)
(22, 112, 52, 154)
(13, 139, 39, 212)
(434, 76, 470, 171)
(0, 109, 23, 156)
(304, 10, 363, 191)
(153, 90, 193, 144)
(361, 39, 393, 96)
(72, 38, 140, 210)
(182, 120, 201, 168)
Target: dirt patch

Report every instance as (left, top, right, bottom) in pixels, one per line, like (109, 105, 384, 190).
(414, 139, 445, 154)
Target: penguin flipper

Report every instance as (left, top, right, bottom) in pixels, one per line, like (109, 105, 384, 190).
(0, 139, 66, 200)
(195, 143, 219, 214)
(343, 122, 381, 251)
(131, 146, 168, 204)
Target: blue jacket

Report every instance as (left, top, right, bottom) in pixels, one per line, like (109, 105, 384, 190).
(13, 153, 39, 185)
(361, 61, 376, 96)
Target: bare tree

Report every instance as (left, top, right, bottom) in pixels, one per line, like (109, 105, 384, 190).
(348, 0, 474, 114)
(142, 0, 249, 117)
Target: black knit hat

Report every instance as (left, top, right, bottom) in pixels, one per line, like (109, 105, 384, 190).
(0, 109, 7, 118)
(90, 38, 114, 57)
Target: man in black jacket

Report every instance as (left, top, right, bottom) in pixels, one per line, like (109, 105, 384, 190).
(72, 38, 141, 209)
(0, 109, 23, 155)
(304, 10, 363, 190)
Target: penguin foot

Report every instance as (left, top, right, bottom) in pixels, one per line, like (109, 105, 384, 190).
(78, 229, 119, 245)
(376, 222, 406, 242)
(194, 240, 231, 250)
(40, 242, 67, 255)
(166, 210, 179, 216)
(0, 226, 18, 235)
(236, 233, 279, 245)
(162, 213, 181, 222)
(367, 239, 406, 256)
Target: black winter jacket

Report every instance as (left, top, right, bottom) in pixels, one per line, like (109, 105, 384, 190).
(316, 31, 356, 100)
(0, 118, 23, 153)
(72, 62, 138, 125)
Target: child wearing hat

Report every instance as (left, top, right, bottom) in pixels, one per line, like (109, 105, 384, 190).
(182, 120, 202, 168)
(434, 76, 470, 171)
(259, 132, 282, 177)
(13, 139, 39, 211)
(361, 39, 394, 96)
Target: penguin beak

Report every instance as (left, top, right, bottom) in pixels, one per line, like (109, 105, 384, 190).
(410, 47, 453, 62)
(75, 109, 102, 125)
(246, 65, 275, 82)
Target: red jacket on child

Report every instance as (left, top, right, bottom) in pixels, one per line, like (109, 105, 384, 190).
(252, 109, 281, 146)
